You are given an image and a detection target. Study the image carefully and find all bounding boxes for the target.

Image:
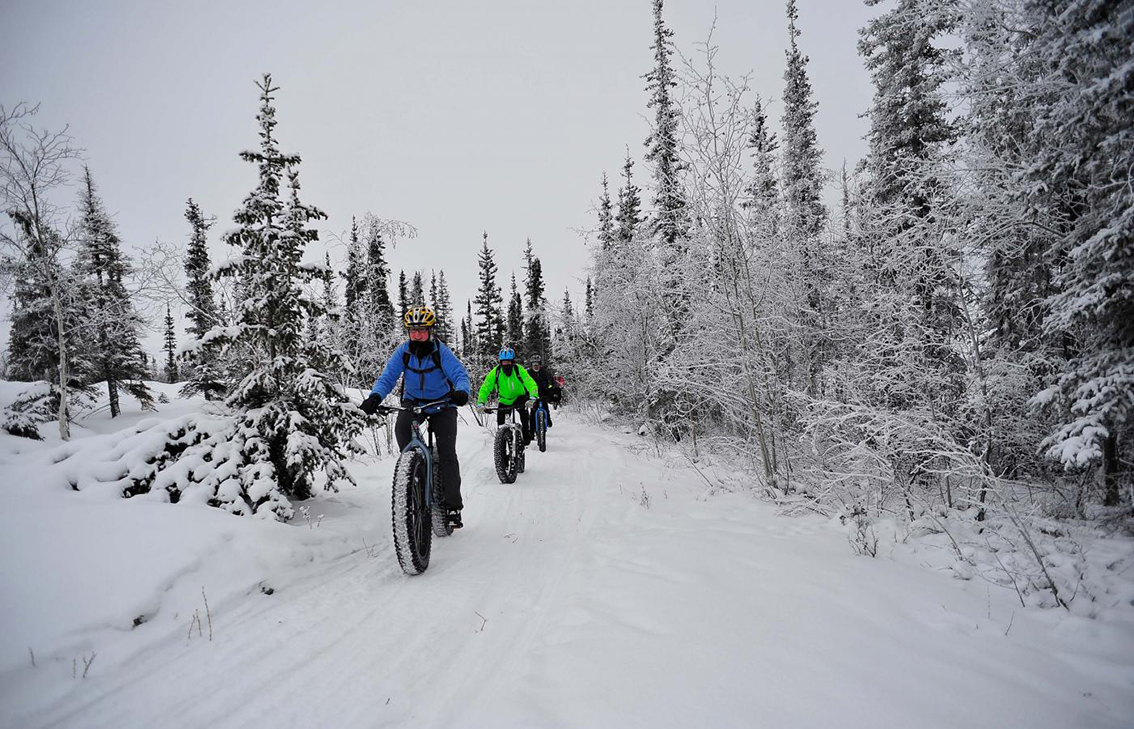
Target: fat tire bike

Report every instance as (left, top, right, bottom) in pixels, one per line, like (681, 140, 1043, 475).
(483, 405, 526, 484)
(532, 399, 553, 453)
(375, 400, 456, 576)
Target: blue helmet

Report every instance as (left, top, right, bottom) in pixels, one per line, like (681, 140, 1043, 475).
(499, 347, 516, 362)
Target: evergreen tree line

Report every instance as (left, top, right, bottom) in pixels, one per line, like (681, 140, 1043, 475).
(571, 0, 1133, 537)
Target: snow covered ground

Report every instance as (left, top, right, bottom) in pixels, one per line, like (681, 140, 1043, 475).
(2, 385, 1133, 728)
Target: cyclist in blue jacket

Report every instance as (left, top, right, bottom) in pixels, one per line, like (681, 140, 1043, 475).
(361, 306, 472, 527)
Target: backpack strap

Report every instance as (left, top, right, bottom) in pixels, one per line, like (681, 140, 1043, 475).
(398, 342, 453, 401)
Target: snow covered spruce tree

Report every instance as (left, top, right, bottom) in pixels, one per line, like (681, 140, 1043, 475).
(614, 151, 643, 245)
(188, 75, 365, 516)
(410, 270, 425, 307)
(473, 231, 504, 373)
(1020, 0, 1134, 507)
(433, 270, 454, 343)
(596, 173, 616, 250)
(644, 0, 688, 251)
(522, 238, 553, 364)
(339, 217, 367, 386)
(781, 0, 830, 398)
(397, 270, 408, 323)
(361, 218, 396, 384)
(76, 167, 152, 417)
(163, 304, 178, 383)
(181, 198, 224, 399)
(507, 272, 524, 352)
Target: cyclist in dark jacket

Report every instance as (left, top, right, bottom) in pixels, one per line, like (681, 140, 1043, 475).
(528, 355, 561, 427)
(361, 306, 471, 527)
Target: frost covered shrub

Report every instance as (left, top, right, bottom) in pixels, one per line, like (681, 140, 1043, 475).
(1, 382, 56, 440)
(49, 412, 298, 520)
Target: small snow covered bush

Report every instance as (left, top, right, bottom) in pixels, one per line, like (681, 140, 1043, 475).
(1, 382, 55, 440)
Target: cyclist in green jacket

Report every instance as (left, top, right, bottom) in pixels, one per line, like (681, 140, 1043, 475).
(477, 347, 539, 445)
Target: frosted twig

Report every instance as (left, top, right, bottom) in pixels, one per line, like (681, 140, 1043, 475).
(202, 587, 213, 641)
(81, 652, 97, 678)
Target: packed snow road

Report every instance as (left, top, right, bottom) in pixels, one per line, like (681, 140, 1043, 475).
(2, 409, 1132, 729)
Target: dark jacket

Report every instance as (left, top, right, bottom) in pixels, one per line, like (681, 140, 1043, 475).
(531, 367, 561, 401)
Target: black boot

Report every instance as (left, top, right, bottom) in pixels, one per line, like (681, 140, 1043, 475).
(447, 510, 463, 529)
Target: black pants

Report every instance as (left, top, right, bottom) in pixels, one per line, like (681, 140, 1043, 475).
(498, 396, 532, 442)
(395, 407, 462, 510)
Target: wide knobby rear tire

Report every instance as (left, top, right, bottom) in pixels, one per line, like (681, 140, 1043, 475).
(392, 449, 431, 575)
(494, 426, 518, 484)
(431, 445, 453, 538)
(537, 410, 547, 453)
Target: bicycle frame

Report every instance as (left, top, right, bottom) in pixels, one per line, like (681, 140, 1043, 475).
(381, 400, 454, 509)
(484, 405, 524, 444)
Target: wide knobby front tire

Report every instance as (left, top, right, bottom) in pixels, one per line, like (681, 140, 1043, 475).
(392, 449, 431, 575)
(431, 445, 453, 538)
(494, 426, 518, 484)
(536, 410, 547, 452)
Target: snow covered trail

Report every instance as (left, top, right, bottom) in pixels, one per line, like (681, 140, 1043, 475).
(3, 410, 1133, 729)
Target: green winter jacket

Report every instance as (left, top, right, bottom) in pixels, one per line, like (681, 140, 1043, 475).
(477, 364, 538, 406)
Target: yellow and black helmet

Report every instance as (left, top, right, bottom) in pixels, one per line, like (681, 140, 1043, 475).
(404, 306, 437, 329)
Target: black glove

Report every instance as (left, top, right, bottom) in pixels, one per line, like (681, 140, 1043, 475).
(452, 390, 469, 406)
(360, 393, 383, 415)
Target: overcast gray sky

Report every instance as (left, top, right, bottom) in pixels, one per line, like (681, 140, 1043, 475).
(1, 0, 877, 358)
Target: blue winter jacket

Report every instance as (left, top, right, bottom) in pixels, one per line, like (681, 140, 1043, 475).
(369, 340, 471, 403)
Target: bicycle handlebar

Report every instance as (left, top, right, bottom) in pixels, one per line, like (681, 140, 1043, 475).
(372, 399, 456, 416)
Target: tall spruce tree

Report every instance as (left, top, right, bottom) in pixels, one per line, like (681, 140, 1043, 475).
(183, 198, 223, 399)
(184, 198, 217, 337)
(597, 172, 615, 249)
(643, 0, 687, 249)
(365, 222, 395, 352)
(615, 151, 643, 244)
(435, 270, 454, 343)
(523, 239, 552, 362)
(343, 217, 365, 317)
(1019, 0, 1134, 505)
(585, 276, 594, 320)
(202, 74, 364, 515)
(781, 0, 830, 397)
(507, 273, 524, 353)
(410, 270, 425, 307)
(744, 97, 780, 230)
(76, 166, 151, 417)
(857, 0, 963, 406)
(397, 270, 409, 323)
(342, 217, 365, 317)
(473, 232, 504, 364)
(163, 304, 179, 383)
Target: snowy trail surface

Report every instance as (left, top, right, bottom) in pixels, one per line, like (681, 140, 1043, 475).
(3, 407, 1133, 729)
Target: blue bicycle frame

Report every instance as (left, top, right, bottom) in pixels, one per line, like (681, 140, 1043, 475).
(390, 400, 454, 508)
